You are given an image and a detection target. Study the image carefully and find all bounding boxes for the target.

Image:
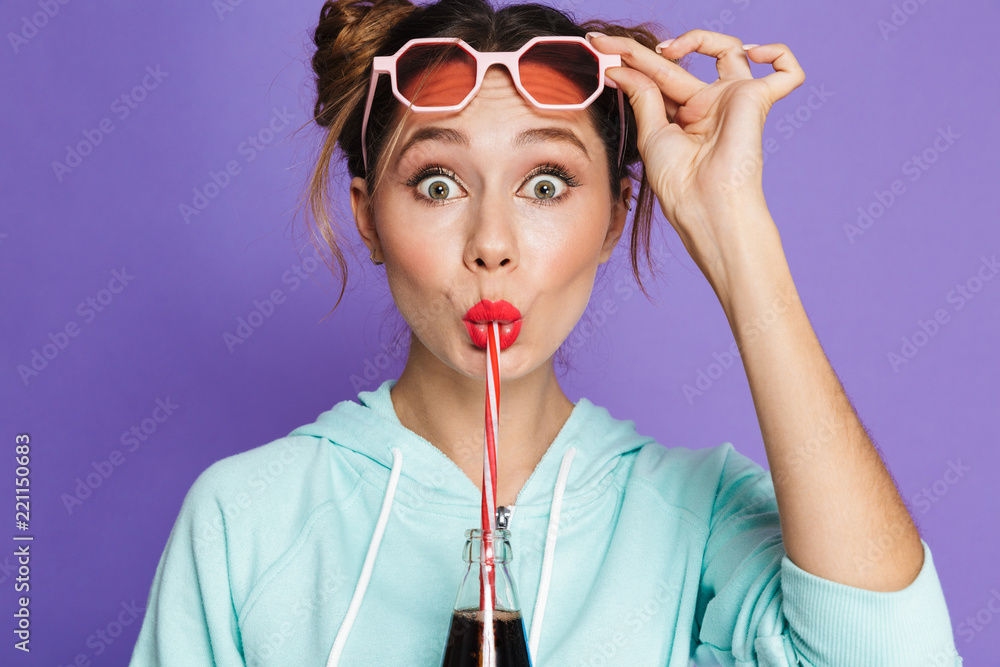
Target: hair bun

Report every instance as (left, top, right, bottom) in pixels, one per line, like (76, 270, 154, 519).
(312, 0, 417, 127)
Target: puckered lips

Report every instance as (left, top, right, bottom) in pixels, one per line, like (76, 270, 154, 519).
(462, 299, 522, 350)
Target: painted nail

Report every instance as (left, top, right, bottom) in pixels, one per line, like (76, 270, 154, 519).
(654, 38, 675, 54)
(585, 32, 607, 42)
(741, 44, 759, 50)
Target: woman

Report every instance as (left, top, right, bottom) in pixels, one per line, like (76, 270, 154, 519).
(130, 0, 962, 664)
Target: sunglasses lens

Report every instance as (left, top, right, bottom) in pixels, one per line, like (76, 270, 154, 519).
(519, 42, 600, 105)
(396, 43, 477, 107)
(394, 41, 602, 108)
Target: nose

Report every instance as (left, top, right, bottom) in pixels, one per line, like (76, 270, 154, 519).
(463, 193, 519, 272)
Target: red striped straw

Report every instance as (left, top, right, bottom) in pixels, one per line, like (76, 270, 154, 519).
(480, 321, 501, 654)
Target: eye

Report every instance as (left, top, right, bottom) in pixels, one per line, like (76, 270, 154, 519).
(411, 169, 462, 203)
(404, 161, 581, 207)
(403, 164, 466, 206)
(520, 163, 581, 206)
(523, 173, 567, 201)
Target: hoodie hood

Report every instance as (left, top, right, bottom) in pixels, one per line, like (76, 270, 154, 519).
(288, 378, 657, 665)
(289, 378, 656, 516)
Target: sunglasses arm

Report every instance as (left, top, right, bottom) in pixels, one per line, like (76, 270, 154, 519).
(615, 86, 626, 173)
(361, 67, 380, 174)
(598, 53, 627, 173)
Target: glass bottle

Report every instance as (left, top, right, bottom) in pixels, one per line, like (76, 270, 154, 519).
(441, 506, 532, 666)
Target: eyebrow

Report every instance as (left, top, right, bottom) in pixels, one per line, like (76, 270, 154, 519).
(397, 125, 590, 162)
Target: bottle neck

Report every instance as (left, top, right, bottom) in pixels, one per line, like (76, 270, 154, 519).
(463, 528, 513, 564)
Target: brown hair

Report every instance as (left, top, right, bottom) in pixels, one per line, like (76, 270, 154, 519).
(295, 0, 682, 317)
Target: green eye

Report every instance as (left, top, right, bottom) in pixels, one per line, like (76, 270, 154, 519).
(417, 175, 457, 201)
(405, 162, 580, 207)
(527, 175, 564, 200)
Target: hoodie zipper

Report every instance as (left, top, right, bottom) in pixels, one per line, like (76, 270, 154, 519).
(497, 505, 514, 530)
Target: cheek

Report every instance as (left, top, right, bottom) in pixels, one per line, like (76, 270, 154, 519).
(384, 242, 439, 304)
(380, 219, 460, 335)
(522, 218, 607, 335)
(524, 214, 606, 287)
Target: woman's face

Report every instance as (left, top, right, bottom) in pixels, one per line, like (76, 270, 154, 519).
(350, 67, 631, 381)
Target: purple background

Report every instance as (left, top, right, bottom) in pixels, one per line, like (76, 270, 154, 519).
(2, 0, 997, 663)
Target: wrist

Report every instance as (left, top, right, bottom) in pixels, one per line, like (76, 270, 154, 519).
(716, 233, 798, 341)
(684, 198, 784, 304)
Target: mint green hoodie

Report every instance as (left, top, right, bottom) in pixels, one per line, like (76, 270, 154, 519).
(129, 378, 961, 666)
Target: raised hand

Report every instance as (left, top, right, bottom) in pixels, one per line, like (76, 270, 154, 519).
(587, 29, 805, 284)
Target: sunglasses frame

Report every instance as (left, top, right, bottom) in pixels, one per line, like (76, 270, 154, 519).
(360, 36, 627, 174)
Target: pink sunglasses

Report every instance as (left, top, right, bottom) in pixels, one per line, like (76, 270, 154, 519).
(360, 36, 627, 174)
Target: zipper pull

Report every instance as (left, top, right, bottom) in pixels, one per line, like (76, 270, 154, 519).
(496, 505, 514, 529)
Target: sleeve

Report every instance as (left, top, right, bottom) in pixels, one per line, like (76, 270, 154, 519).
(691, 443, 963, 667)
(129, 464, 247, 666)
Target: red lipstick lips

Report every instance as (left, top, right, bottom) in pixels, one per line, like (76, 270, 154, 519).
(462, 299, 522, 350)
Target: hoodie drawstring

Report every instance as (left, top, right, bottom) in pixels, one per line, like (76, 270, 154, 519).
(326, 446, 403, 667)
(325, 444, 576, 665)
(528, 446, 577, 659)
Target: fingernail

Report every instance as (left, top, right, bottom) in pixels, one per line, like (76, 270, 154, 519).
(585, 32, 606, 42)
(654, 38, 674, 54)
(741, 44, 759, 50)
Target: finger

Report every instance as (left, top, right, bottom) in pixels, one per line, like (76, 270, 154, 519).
(606, 70, 682, 123)
(602, 65, 679, 149)
(662, 93, 680, 122)
(742, 43, 807, 104)
(657, 28, 753, 82)
(588, 33, 705, 108)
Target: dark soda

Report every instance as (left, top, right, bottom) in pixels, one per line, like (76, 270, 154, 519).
(441, 607, 532, 666)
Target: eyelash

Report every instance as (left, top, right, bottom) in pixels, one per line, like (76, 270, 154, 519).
(404, 162, 582, 207)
